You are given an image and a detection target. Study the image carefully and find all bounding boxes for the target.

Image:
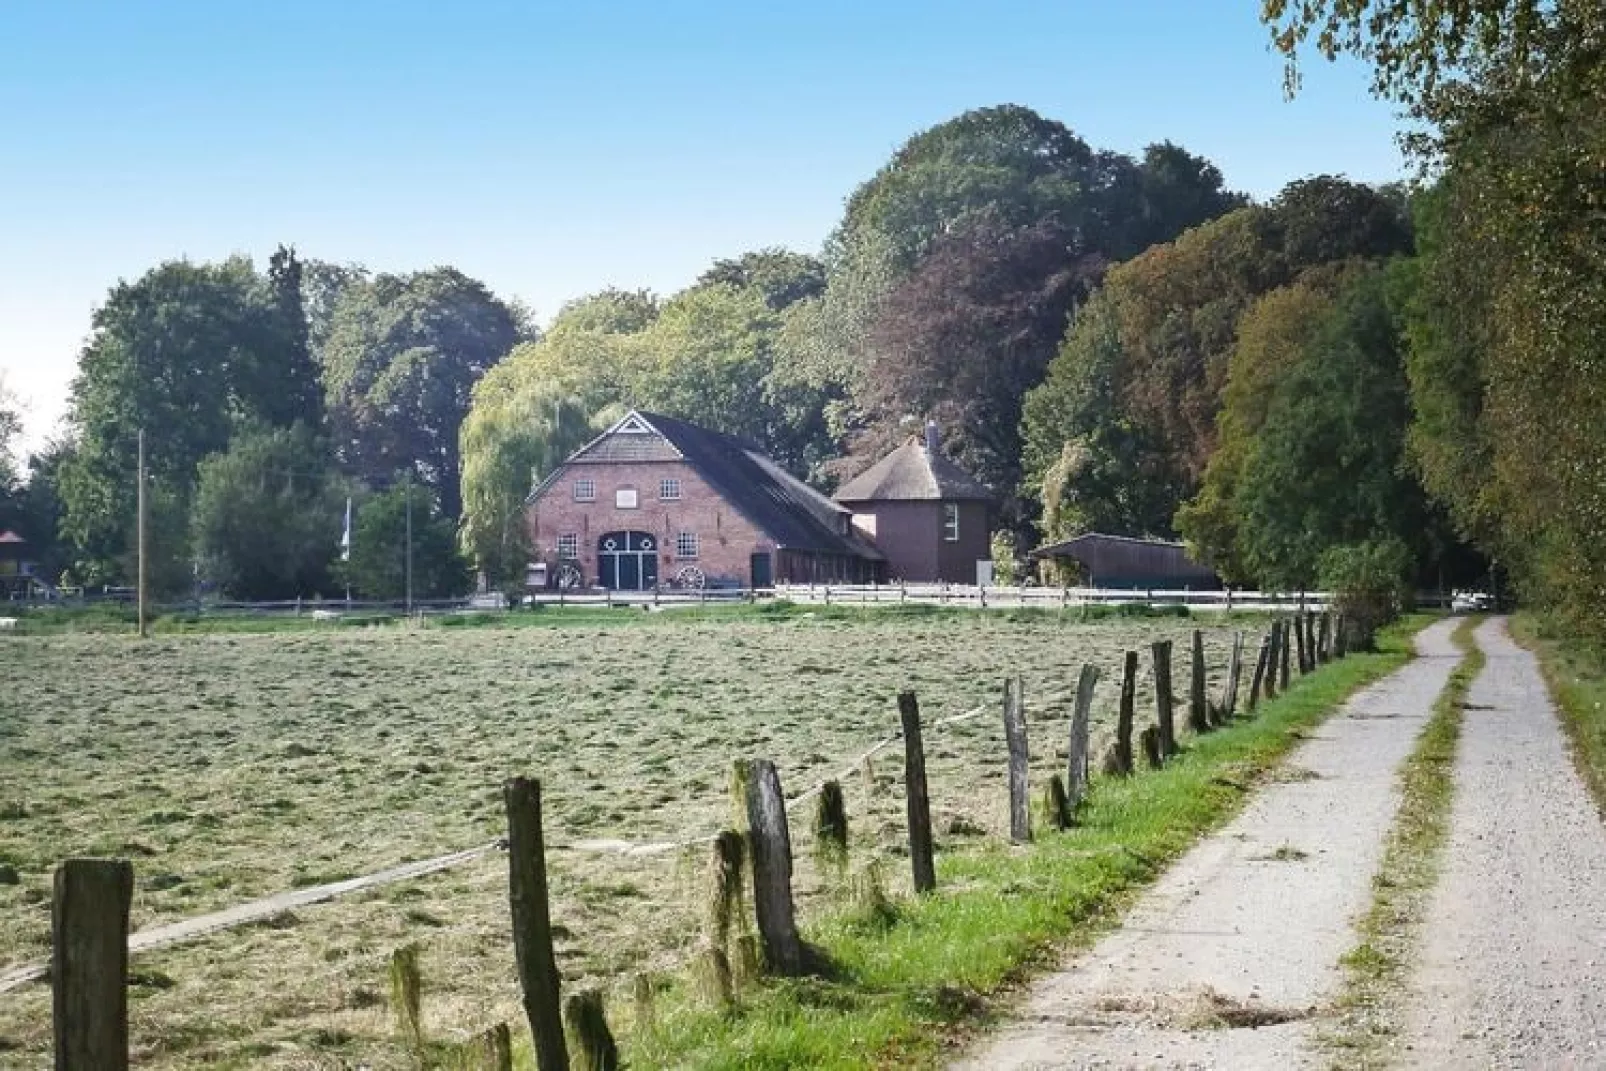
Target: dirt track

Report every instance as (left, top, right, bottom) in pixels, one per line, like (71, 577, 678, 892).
(1396, 618, 1606, 1067)
(953, 618, 1462, 1070)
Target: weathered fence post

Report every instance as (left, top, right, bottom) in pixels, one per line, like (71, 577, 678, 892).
(1294, 612, 1310, 674)
(1151, 640, 1179, 757)
(1263, 621, 1281, 700)
(1247, 631, 1270, 711)
(1140, 725, 1163, 769)
(504, 777, 569, 1071)
(1318, 612, 1331, 663)
(1220, 630, 1244, 721)
(564, 990, 619, 1071)
(1335, 613, 1349, 658)
(898, 691, 937, 894)
(1115, 650, 1138, 774)
(745, 759, 804, 975)
(1002, 676, 1031, 844)
(1305, 612, 1318, 671)
(1067, 664, 1099, 815)
(1279, 617, 1293, 691)
(53, 858, 133, 1071)
(1188, 629, 1210, 733)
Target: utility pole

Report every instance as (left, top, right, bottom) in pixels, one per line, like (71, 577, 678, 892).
(404, 469, 414, 615)
(137, 429, 147, 638)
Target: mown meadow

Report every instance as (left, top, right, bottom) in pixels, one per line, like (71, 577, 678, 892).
(0, 605, 1250, 1067)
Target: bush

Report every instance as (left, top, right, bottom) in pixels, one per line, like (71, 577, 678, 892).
(1319, 538, 1412, 651)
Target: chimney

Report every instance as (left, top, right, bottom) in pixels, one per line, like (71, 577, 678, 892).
(924, 420, 940, 453)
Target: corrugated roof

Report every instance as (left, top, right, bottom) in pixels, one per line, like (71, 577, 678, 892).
(832, 438, 995, 503)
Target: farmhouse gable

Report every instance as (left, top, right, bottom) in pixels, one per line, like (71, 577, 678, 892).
(526, 410, 883, 590)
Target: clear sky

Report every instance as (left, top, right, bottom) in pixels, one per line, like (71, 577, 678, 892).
(0, 1, 1404, 452)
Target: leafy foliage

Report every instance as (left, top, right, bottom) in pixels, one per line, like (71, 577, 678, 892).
(853, 218, 1099, 507)
(191, 423, 344, 599)
(58, 257, 308, 584)
(1270, 1, 1606, 638)
(321, 268, 524, 519)
(343, 483, 472, 600)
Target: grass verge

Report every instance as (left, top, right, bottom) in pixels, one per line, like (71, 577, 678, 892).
(1509, 613, 1606, 815)
(541, 615, 1433, 1070)
(1321, 615, 1481, 1067)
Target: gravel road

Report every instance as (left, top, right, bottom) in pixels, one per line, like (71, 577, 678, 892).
(1397, 617, 1606, 1068)
(952, 617, 1462, 1070)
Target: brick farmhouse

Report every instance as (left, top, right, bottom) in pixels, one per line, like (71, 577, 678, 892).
(524, 411, 995, 590)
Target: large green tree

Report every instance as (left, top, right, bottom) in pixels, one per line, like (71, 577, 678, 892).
(1267, 0, 1606, 637)
(1230, 267, 1427, 588)
(344, 483, 472, 600)
(191, 423, 344, 600)
(58, 257, 310, 586)
(1022, 177, 1411, 545)
(321, 267, 524, 519)
(459, 374, 596, 593)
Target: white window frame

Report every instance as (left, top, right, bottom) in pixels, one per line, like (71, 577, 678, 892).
(615, 487, 639, 510)
(556, 534, 579, 560)
(572, 478, 596, 502)
(942, 503, 960, 542)
(659, 477, 682, 501)
(676, 531, 699, 559)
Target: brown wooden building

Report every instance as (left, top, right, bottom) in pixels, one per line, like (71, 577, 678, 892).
(526, 411, 884, 589)
(833, 425, 995, 584)
(1030, 532, 1220, 589)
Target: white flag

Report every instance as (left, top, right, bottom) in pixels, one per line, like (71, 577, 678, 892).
(340, 497, 352, 562)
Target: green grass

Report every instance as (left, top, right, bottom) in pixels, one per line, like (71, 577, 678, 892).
(1510, 613, 1606, 814)
(588, 616, 1432, 1070)
(0, 609, 1255, 1068)
(1322, 615, 1481, 1066)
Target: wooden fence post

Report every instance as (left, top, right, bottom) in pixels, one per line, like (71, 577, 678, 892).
(1188, 629, 1210, 733)
(898, 691, 937, 894)
(1002, 676, 1031, 844)
(53, 858, 133, 1071)
(1247, 631, 1270, 711)
(1263, 621, 1281, 700)
(1115, 650, 1138, 774)
(1335, 613, 1349, 659)
(1279, 617, 1293, 691)
(744, 759, 804, 975)
(1318, 612, 1331, 663)
(1305, 612, 1318, 671)
(504, 778, 568, 1071)
(1139, 725, 1163, 769)
(1222, 630, 1244, 720)
(1294, 611, 1310, 673)
(1067, 664, 1099, 814)
(1151, 640, 1179, 757)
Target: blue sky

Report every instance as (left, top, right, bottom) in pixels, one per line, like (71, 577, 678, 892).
(0, 1, 1405, 451)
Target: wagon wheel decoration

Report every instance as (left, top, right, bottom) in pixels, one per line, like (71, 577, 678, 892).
(673, 565, 706, 590)
(554, 563, 584, 590)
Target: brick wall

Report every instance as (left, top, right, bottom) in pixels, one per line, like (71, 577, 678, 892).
(527, 460, 775, 587)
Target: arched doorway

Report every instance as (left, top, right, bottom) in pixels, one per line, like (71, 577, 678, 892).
(597, 531, 659, 591)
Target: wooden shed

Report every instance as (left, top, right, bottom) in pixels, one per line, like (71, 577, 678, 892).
(1031, 533, 1220, 589)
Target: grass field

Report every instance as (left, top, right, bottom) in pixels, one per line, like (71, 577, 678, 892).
(0, 605, 1245, 1068)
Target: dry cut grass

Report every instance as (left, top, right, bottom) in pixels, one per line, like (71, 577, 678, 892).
(0, 608, 1241, 1068)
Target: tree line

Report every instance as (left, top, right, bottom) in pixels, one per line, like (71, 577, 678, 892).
(2, 9, 1595, 638)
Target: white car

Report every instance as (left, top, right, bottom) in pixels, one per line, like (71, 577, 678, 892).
(1450, 590, 1495, 613)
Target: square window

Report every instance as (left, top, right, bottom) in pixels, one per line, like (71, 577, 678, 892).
(557, 534, 578, 559)
(660, 478, 681, 501)
(615, 487, 639, 509)
(943, 503, 960, 542)
(676, 532, 699, 559)
(572, 478, 596, 502)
